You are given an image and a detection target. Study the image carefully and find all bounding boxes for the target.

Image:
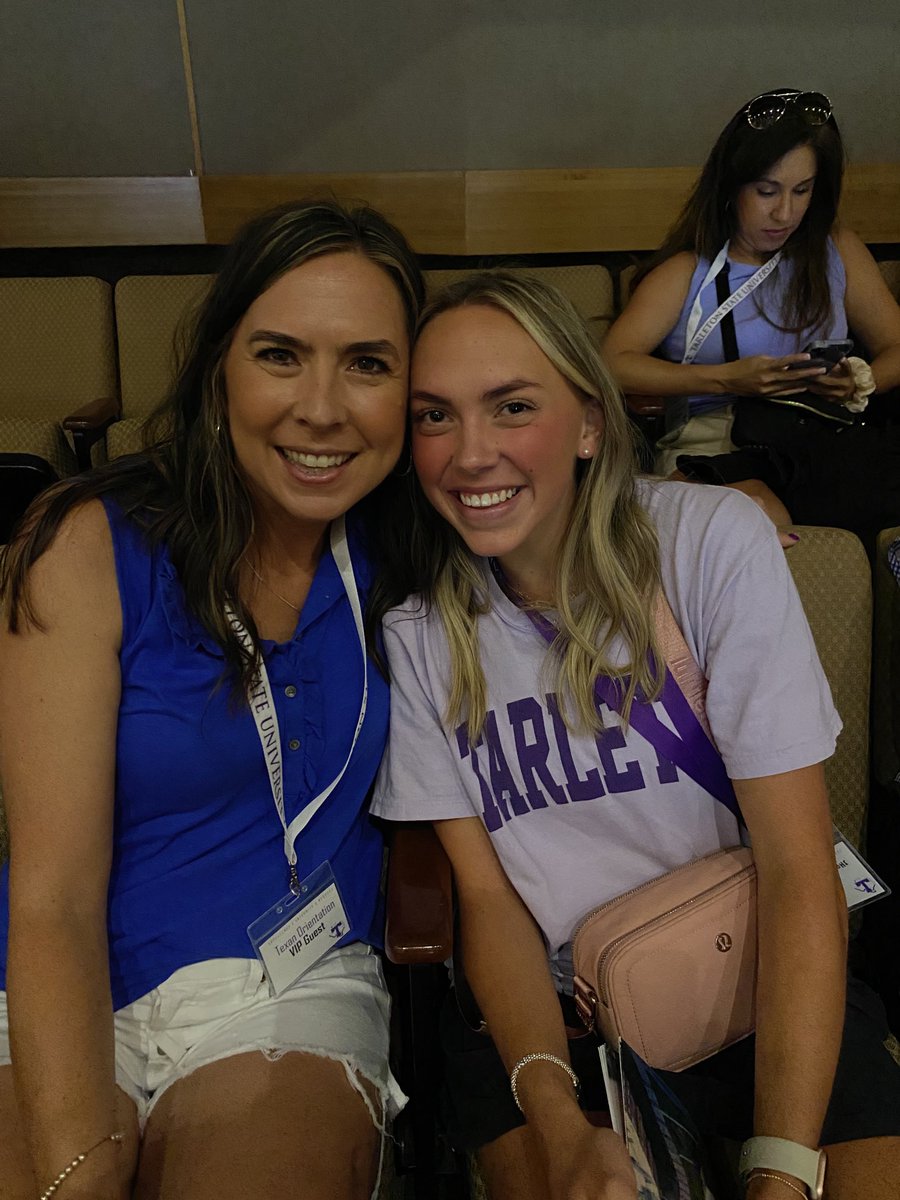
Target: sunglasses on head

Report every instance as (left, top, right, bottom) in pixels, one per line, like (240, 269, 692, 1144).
(743, 90, 833, 131)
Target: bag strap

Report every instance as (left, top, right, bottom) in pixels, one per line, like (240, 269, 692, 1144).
(715, 264, 740, 364)
(653, 591, 716, 747)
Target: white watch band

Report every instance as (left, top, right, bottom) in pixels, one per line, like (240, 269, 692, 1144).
(739, 1137, 826, 1199)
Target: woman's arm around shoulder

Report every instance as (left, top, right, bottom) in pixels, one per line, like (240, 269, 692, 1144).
(835, 225, 900, 393)
(2, 498, 133, 1196)
(435, 815, 636, 1199)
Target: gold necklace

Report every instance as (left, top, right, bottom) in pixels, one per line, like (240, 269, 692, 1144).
(243, 557, 302, 613)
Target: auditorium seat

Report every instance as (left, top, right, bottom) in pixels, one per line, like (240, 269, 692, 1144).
(0, 277, 116, 478)
(424, 264, 615, 340)
(108, 274, 213, 459)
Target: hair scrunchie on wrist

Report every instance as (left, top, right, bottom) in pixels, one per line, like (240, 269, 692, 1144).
(844, 356, 876, 412)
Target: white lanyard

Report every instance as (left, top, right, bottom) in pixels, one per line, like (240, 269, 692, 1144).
(226, 516, 368, 891)
(682, 241, 782, 364)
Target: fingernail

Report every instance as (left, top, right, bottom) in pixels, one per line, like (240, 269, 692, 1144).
(788, 532, 800, 542)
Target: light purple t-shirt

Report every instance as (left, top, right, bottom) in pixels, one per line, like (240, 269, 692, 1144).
(372, 481, 840, 971)
(658, 240, 847, 414)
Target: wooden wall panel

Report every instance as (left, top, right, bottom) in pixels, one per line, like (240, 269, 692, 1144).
(0, 178, 204, 248)
(840, 164, 900, 245)
(199, 173, 466, 255)
(1, 165, 900, 253)
(464, 168, 698, 254)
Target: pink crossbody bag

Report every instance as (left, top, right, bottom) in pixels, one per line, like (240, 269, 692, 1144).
(571, 594, 757, 1072)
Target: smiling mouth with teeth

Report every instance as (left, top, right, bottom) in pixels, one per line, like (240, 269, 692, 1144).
(281, 448, 353, 469)
(458, 487, 520, 509)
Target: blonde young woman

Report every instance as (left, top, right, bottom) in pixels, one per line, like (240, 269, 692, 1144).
(372, 273, 900, 1200)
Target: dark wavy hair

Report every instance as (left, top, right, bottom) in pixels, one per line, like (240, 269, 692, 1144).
(2, 199, 425, 695)
(633, 90, 845, 334)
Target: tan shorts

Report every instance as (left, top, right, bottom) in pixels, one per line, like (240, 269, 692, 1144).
(654, 406, 736, 476)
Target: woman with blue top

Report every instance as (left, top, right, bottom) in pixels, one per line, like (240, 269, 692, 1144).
(0, 200, 424, 1200)
(373, 272, 900, 1200)
(604, 88, 900, 545)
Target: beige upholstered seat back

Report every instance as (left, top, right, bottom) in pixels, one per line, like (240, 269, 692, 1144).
(618, 262, 640, 306)
(785, 526, 872, 848)
(0, 278, 116, 476)
(110, 274, 213, 459)
(424, 264, 615, 339)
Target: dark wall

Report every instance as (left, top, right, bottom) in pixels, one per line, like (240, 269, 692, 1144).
(2, 0, 898, 177)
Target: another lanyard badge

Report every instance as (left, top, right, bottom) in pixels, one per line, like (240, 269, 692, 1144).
(232, 517, 369, 996)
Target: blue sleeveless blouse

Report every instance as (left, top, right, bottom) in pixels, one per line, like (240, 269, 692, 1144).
(0, 500, 388, 1009)
(658, 240, 848, 413)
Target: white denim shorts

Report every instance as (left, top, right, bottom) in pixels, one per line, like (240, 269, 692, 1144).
(0, 944, 406, 1135)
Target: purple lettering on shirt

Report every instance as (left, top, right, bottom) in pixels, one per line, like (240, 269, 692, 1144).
(507, 697, 567, 808)
(456, 723, 505, 833)
(524, 605, 738, 818)
(654, 749, 680, 785)
(483, 711, 530, 820)
(547, 692, 606, 802)
(594, 713, 645, 793)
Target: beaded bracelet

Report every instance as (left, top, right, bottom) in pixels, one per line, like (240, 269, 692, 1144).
(746, 1171, 807, 1198)
(40, 1131, 124, 1200)
(509, 1051, 580, 1113)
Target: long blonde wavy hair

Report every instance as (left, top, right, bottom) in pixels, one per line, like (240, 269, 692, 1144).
(406, 271, 663, 738)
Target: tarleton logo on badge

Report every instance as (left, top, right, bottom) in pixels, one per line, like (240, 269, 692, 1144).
(833, 830, 890, 912)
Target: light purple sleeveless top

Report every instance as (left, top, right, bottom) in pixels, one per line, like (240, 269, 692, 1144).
(658, 240, 848, 413)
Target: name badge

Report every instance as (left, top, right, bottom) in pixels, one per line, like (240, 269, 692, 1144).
(834, 827, 890, 911)
(247, 861, 352, 997)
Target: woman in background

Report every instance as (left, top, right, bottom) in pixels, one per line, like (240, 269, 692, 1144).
(0, 200, 423, 1200)
(604, 88, 900, 546)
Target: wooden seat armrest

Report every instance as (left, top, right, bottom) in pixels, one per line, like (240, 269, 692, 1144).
(62, 396, 121, 471)
(385, 823, 454, 965)
(625, 393, 666, 418)
(62, 395, 119, 433)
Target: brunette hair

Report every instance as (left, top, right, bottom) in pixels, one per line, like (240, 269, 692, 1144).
(633, 89, 845, 333)
(2, 199, 425, 695)
(383, 270, 662, 738)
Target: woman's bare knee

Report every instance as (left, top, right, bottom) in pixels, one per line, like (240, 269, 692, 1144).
(136, 1050, 381, 1200)
(476, 1124, 548, 1200)
(727, 478, 793, 526)
(823, 1136, 900, 1200)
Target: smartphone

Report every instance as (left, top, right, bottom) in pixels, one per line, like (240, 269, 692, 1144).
(787, 338, 854, 372)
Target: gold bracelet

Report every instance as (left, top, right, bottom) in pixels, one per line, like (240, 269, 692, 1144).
(39, 1131, 124, 1200)
(509, 1052, 580, 1113)
(747, 1170, 808, 1198)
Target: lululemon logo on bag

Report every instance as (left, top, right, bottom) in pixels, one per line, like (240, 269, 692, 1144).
(715, 933, 733, 952)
